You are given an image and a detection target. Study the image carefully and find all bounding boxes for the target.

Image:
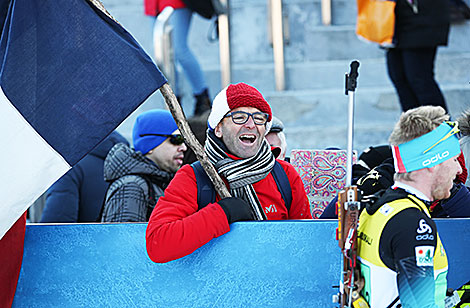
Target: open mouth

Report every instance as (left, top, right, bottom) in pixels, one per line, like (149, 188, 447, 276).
(174, 155, 184, 164)
(239, 134, 256, 144)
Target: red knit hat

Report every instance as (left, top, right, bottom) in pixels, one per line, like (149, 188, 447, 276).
(456, 151, 468, 184)
(208, 83, 272, 130)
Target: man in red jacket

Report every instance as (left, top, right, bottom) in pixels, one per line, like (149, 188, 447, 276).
(146, 82, 312, 263)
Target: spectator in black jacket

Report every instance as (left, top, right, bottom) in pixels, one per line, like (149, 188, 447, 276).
(386, 0, 450, 112)
(40, 131, 128, 222)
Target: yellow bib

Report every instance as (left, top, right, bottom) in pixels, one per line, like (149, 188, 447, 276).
(357, 195, 448, 308)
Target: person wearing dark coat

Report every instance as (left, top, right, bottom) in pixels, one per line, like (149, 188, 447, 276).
(40, 131, 128, 223)
(101, 110, 187, 222)
(386, 0, 450, 112)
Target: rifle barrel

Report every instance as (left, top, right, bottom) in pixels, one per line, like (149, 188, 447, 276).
(345, 61, 360, 187)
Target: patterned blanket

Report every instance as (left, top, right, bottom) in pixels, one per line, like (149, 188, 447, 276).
(290, 150, 356, 218)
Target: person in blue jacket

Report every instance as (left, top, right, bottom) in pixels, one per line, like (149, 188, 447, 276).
(40, 131, 128, 223)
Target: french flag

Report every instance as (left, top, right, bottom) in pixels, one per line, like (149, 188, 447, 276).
(0, 0, 166, 303)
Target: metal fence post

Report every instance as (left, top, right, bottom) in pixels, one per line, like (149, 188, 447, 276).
(218, 0, 232, 88)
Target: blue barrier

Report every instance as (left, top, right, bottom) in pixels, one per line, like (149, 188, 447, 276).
(13, 219, 470, 307)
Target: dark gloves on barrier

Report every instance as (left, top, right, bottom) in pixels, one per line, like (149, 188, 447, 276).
(218, 197, 255, 224)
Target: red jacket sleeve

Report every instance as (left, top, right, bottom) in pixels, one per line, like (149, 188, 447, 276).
(146, 165, 230, 263)
(278, 160, 312, 219)
(144, 0, 186, 16)
(144, 0, 158, 16)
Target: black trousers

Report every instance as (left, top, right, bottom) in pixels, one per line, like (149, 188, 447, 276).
(386, 47, 448, 112)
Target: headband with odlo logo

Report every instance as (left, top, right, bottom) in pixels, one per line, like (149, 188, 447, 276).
(392, 121, 461, 173)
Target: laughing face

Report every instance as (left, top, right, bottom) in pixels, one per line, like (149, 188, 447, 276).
(214, 106, 267, 158)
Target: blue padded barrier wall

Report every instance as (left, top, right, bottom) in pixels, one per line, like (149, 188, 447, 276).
(13, 219, 470, 307)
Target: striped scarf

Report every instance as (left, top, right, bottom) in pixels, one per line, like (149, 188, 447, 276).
(204, 130, 275, 220)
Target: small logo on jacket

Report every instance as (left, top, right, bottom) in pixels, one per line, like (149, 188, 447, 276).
(416, 219, 432, 234)
(415, 246, 434, 267)
(379, 204, 393, 216)
(264, 204, 277, 213)
(416, 219, 434, 240)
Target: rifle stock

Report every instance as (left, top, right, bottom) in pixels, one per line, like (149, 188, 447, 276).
(337, 186, 368, 308)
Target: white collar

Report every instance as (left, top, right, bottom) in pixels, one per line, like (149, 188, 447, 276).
(392, 181, 430, 201)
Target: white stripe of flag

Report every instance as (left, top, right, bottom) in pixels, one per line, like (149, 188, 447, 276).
(0, 87, 70, 238)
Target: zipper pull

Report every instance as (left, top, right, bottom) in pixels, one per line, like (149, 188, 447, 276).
(407, 0, 419, 13)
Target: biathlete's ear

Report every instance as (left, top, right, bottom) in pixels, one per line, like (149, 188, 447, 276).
(214, 123, 223, 138)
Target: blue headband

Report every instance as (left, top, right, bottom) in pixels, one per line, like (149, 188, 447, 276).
(392, 122, 461, 173)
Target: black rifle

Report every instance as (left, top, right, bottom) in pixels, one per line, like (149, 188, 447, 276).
(334, 61, 369, 308)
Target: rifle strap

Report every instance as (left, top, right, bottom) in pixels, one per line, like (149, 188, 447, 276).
(386, 296, 399, 308)
(192, 160, 292, 212)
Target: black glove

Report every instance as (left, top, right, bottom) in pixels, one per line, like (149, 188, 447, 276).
(352, 164, 370, 184)
(356, 159, 395, 196)
(218, 197, 255, 224)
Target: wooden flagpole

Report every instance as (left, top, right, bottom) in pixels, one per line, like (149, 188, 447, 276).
(159, 83, 231, 199)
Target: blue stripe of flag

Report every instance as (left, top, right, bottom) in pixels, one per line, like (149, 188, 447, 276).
(0, 0, 166, 165)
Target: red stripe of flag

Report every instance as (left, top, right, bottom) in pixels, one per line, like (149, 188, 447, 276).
(0, 212, 26, 306)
